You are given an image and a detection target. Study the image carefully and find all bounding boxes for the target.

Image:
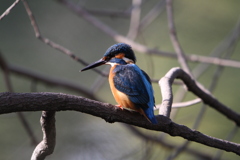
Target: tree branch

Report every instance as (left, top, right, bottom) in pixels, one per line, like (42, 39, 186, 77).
(126, 0, 142, 40)
(58, 0, 240, 69)
(0, 0, 20, 20)
(159, 67, 240, 126)
(85, 8, 131, 18)
(0, 92, 240, 155)
(125, 125, 214, 160)
(21, 0, 107, 77)
(166, 0, 192, 76)
(31, 111, 56, 160)
(0, 52, 38, 145)
(8, 64, 98, 100)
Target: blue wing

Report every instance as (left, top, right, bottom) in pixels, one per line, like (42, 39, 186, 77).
(113, 64, 157, 124)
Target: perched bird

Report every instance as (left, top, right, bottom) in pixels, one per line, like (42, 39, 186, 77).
(81, 43, 158, 124)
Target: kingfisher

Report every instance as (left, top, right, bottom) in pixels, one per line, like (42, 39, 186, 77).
(81, 43, 158, 124)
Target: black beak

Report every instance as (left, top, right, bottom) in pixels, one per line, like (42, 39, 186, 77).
(80, 59, 107, 72)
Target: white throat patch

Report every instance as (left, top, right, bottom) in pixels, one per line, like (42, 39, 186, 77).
(105, 61, 117, 67)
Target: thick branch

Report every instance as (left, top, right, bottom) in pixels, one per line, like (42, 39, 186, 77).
(159, 67, 240, 126)
(0, 92, 239, 155)
(31, 111, 56, 160)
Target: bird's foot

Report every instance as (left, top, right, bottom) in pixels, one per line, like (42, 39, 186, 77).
(116, 104, 124, 110)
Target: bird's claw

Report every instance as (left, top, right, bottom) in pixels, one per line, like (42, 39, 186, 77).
(116, 104, 124, 110)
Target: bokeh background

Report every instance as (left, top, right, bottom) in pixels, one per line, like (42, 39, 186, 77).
(0, 0, 240, 159)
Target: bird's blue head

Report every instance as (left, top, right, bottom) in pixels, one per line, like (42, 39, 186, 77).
(103, 43, 136, 63)
(81, 43, 136, 71)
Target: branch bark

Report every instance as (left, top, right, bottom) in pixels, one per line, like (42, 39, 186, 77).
(0, 92, 240, 155)
(31, 111, 56, 160)
(124, 125, 214, 160)
(159, 67, 240, 126)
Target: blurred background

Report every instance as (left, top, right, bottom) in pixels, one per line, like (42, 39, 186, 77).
(0, 0, 240, 159)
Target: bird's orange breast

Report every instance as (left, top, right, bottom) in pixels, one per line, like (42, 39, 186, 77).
(109, 65, 138, 111)
(108, 64, 152, 123)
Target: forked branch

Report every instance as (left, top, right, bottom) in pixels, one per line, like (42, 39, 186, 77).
(159, 67, 240, 126)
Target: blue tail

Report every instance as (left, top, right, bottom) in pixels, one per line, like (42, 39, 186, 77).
(143, 108, 158, 124)
(149, 115, 158, 124)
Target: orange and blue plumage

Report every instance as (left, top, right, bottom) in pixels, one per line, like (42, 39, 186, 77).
(81, 43, 158, 124)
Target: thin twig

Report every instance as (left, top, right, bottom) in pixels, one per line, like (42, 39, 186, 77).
(213, 125, 238, 160)
(139, 0, 166, 31)
(0, 52, 38, 146)
(20, 0, 107, 77)
(90, 66, 109, 94)
(0, 0, 20, 20)
(166, 0, 192, 77)
(192, 17, 240, 78)
(17, 112, 38, 146)
(86, 8, 131, 18)
(155, 98, 201, 109)
(58, 0, 240, 69)
(124, 125, 213, 159)
(0, 51, 12, 91)
(126, 0, 142, 40)
(8, 64, 98, 100)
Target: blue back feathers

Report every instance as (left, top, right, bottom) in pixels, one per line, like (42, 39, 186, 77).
(113, 63, 157, 124)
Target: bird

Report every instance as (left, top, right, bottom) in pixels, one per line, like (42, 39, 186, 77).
(81, 43, 158, 124)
